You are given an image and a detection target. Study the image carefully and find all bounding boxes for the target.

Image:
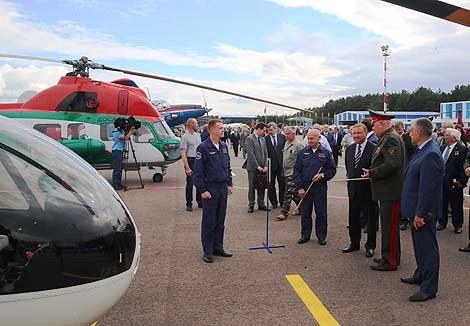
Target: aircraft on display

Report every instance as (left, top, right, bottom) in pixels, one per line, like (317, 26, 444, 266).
(0, 115, 141, 325)
(152, 100, 211, 128)
(0, 55, 305, 183)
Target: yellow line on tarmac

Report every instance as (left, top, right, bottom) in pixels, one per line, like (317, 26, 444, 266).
(286, 274, 340, 326)
(90, 323, 97, 326)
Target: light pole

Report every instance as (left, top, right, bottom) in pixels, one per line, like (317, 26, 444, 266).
(381, 45, 390, 113)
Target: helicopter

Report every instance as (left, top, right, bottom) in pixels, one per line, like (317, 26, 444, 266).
(0, 55, 306, 184)
(152, 100, 212, 128)
(0, 115, 141, 325)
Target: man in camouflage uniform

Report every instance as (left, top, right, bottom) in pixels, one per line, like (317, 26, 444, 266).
(362, 110, 406, 272)
(276, 126, 304, 221)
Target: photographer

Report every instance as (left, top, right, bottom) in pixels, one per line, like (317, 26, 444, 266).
(112, 122, 135, 190)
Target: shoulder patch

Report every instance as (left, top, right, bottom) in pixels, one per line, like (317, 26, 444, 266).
(196, 151, 202, 160)
(388, 148, 396, 156)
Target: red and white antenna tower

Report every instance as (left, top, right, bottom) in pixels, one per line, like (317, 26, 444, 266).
(381, 45, 390, 113)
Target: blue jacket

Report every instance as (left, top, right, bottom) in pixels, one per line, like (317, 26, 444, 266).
(293, 144, 336, 190)
(401, 139, 444, 220)
(193, 139, 233, 193)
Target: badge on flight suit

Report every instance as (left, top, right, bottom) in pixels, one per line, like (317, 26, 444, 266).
(222, 148, 228, 154)
(455, 151, 460, 156)
(196, 152, 202, 160)
(318, 153, 326, 158)
(209, 151, 217, 155)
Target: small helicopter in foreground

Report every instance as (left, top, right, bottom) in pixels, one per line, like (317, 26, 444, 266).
(0, 115, 141, 325)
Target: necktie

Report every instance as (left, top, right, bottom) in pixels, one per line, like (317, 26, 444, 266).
(443, 146, 451, 162)
(273, 136, 277, 148)
(257, 136, 261, 146)
(354, 144, 362, 168)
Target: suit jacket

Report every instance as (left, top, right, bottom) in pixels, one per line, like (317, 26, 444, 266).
(402, 139, 444, 220)
(243, 133, 268, 171)
(323, 132, 336, 148)
(369, 128, 406, 201)
(345, 141, 376, 200)
(230, 132, 240, 146)
(401, 132, 416, 162)
(332, 132, 343, 151)
(440, 142, 468, 187)
(265, 133, 286, 173)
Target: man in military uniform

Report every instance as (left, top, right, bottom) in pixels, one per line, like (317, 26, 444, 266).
(276, 126, 303, 221)
(362, 110, 406, 271)
(294, 129, 336, 245)
(193, 119, 234, 263)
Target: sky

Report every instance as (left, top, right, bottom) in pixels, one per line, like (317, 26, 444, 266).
(0, 0, 469, 115)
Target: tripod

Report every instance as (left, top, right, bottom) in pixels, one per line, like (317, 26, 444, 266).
(123, 137, 144, 190)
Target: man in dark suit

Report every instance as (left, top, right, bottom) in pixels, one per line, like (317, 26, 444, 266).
(342, 123, 377, 258)
(265, 122, 286, 208)
(393, 121, 417, 231)
(362, 110, 406, 272)
(437, 128, 468, 234)
(230, 129, 240, 157)
(243, 123, 269, 213)
(401, 118, 443, 302)
(331, 126, 343, 166)
(322, 124, 336, 150)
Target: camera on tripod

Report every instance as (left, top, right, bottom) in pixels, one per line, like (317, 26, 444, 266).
(114, 116, 141, 133)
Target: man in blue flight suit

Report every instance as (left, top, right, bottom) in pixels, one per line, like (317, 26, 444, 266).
(193, 119, 234, 263)
(294, 129, 336, 245)
(112, 120, 135, 190)
(401, 118, 443, 302)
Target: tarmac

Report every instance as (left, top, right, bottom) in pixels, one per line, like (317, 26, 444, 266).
(98, 144, 470, 326)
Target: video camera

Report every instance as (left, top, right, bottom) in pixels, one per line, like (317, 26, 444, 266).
(114, 116, 141, 133)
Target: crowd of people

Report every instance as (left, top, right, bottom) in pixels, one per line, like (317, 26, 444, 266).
(180, 112, 470, 302)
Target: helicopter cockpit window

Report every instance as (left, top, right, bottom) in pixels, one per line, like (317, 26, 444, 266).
(153, 121, 175, 140)
(135, 125, 153, 143)
(33, 124, 63, 140)
(67, 123, 86, 140)
(0, 150, 29, 210)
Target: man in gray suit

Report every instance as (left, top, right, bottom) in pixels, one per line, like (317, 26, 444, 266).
(243, 122, 269, 213)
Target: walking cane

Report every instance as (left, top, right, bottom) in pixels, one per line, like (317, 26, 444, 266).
(292, 166, 323, 215)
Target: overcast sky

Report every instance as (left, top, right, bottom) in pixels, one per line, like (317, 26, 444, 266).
(0, 0, 469, 115)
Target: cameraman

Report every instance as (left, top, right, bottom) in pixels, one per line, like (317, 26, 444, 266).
(112, 124, 135, 190)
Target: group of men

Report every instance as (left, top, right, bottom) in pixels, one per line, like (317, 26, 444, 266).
(182, 111, 469, 303)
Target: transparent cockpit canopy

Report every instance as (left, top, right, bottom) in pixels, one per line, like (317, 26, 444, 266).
(0, 116, 137, 294)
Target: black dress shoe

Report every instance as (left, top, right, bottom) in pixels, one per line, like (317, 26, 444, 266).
(365, 248, 375, 258)
(370, 262, 396, 271)
(317, 239, 327, 246)
(458, 245, 470, 252)
(342, 244, 360, 253)
(399, 223, 408, 231)
(454, 227, 463, 234)
(186, 205, 193, 211)
(258, 206, 271, 211)
(400, 277, 421, 285)
(436, 224, 446, 231)
(271, 203, 278, 209)
(409, 291, 436, 302)
(213, 250, 233, 257)
(198, 202, 203, 208)
(248, 207, 254, 213)
(373, 257, 385, 264)
(297, 237, 310, 244)
(202, 254, 214, 263)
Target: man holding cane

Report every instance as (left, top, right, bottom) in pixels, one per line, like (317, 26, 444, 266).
(293, 129, 336, 245)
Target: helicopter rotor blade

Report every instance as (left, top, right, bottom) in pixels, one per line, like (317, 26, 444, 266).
(0, 53, 67, 65)
(102, 65, 307, 112)
(381, 0, 470, 27)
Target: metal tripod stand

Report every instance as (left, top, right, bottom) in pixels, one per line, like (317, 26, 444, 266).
(123, 137, 144, 190)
